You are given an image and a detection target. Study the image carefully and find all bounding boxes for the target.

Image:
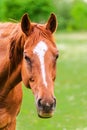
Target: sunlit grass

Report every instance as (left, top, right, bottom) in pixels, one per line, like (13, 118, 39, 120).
(17, 32, 87, 130)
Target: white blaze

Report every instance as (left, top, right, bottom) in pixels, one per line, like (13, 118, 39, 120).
(33, 41, 48, 87)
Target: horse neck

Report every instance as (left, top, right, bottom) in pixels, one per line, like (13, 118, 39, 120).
(0, 28, 25, 100)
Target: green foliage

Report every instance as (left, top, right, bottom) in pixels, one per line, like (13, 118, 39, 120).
(54, 0, 72, 30)
(54, 0, 87, 31)
(69, 0, 87, 30)
(0, 0, 56, 22)
(0, 0, 87, 31)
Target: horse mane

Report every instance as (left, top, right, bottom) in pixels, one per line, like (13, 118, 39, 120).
(3, 23, 25, 74)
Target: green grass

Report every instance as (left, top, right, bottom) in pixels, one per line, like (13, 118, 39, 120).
(16, 32, 87, 130)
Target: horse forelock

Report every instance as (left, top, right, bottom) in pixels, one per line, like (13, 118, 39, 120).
(33, 24, 53, 41)
(24, 24, 55, 49)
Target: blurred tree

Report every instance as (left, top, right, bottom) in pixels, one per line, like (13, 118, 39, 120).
(69, 0, 87, 30)
(0, 0, 87, 31)
(0, 0, 56, 23)
(53, 0, 72, 30)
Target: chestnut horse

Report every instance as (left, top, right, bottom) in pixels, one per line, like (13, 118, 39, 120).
(0, 13, 59, 130)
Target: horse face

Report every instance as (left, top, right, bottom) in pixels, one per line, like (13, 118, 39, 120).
(21, 14, 59, 118)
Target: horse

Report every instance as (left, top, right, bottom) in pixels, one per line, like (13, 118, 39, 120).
(0, 13, 59, 130)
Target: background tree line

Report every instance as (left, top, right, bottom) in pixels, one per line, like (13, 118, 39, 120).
(0, 0, 87, 31)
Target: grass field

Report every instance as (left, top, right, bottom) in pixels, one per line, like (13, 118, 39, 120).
(16, 32, 87, 130)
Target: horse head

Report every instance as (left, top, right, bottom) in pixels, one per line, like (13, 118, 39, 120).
(21, 13, 59, 118)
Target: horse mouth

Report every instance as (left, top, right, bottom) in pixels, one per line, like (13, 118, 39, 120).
(36, 105, 55, 118)
(38, 110, 54, 118)
(36, 98, 56, 118)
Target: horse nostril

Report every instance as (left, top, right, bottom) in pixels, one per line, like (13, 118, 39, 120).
(49, 98, 56, 110)
(37, 98, 56, 112)
(37, 99, 42, 108)
(53, 98, 56, 108)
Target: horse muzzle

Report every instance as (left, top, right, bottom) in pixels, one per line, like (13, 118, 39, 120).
(36, 98, 56, 118)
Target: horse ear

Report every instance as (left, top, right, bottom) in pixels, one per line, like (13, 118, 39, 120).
(46, 13, 57, 33)
(21, 13, 31, 36)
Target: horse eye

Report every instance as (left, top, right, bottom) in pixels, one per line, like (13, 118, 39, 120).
(52, 76, 56, 81)
(55, 54, 59, 60)
(24, 55, 31, 63)
(29, 77, 34, 82)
